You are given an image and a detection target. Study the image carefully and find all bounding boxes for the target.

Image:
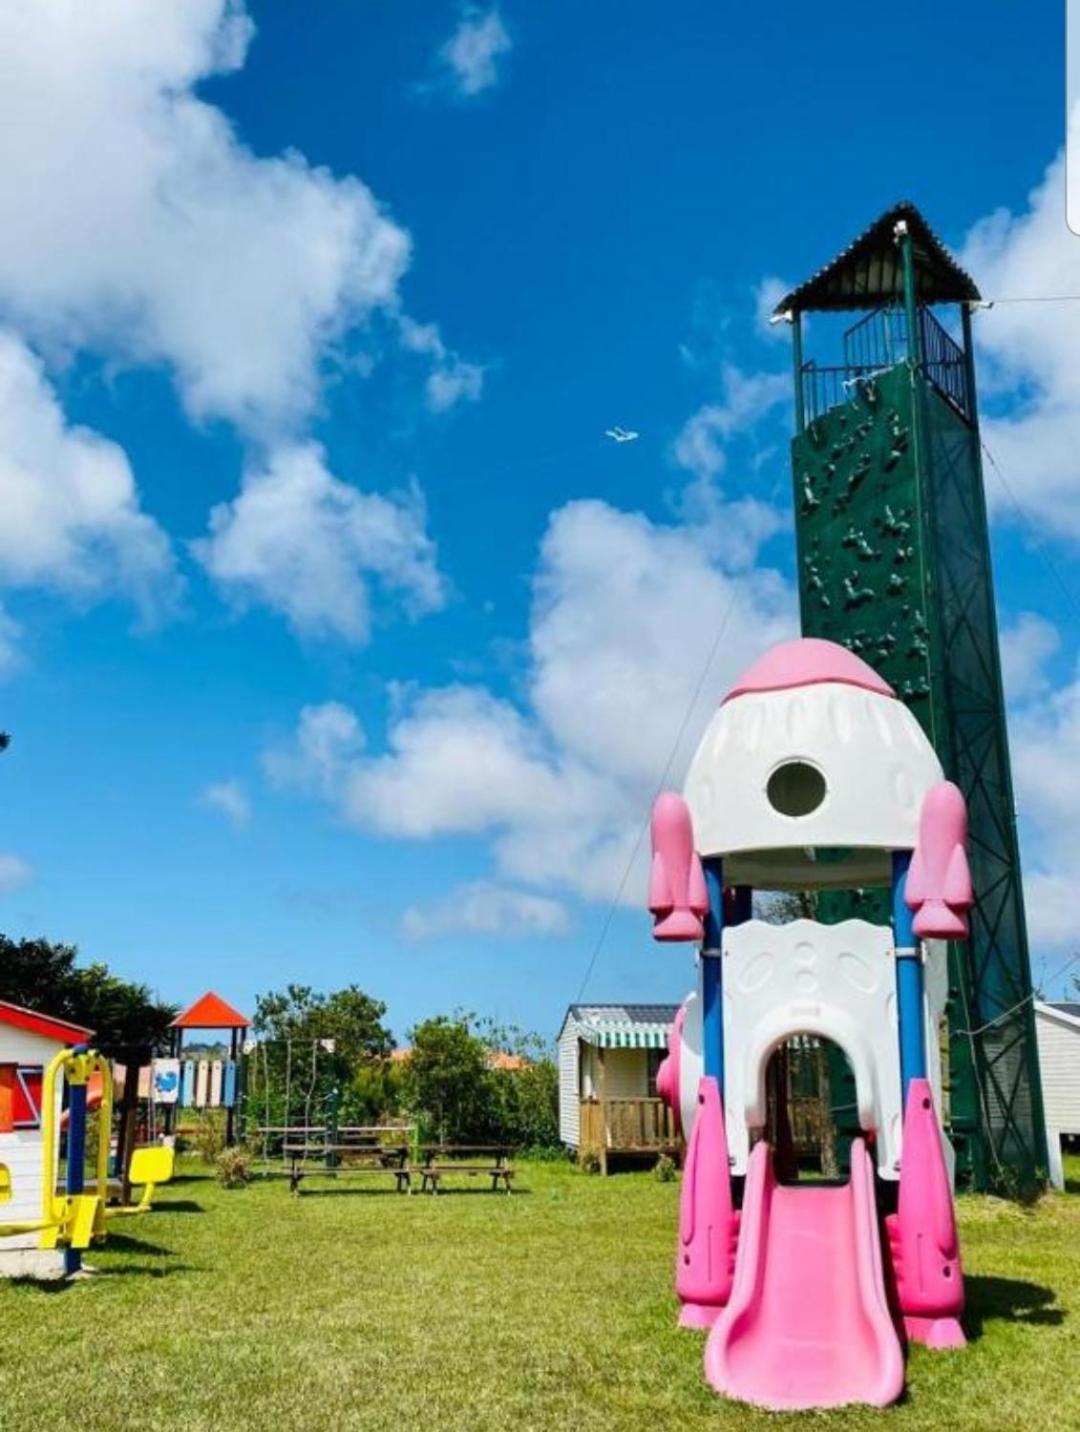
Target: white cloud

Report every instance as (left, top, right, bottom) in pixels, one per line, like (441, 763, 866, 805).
(1000, 619, 1080, 951)
(440, 8, 512, 96)
(0, 853, 33, 895)
(399, 317, 484, 412)
(0, 0, 411, 437)
(0, 331, 179, 630)
(669, 362, 788, 569)
(198, 779, 251, 827)
(194, 442, 446, 642)
(960, 124, 1080, 539)
(754, 276, 791, 339)
(0, 2, 478, 650)
(267, 497, 794, 903)
(0, 608, 19, 676)
(263, 700, 365, 797)
(401, 882, 569, 940)
(1000, 612, 1060, 700)
(672, 364, 788, 483)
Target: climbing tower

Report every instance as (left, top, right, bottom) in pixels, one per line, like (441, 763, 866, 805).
(772, 202, 1046, 1190)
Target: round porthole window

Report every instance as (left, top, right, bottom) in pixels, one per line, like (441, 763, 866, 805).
(766, 760, 826, 817)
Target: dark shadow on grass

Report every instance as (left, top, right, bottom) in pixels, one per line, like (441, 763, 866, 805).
(291, 1184, 530, 1199)
(98, 1231, 173, 1256)
(1064, 1176, 1080, 1196)
(291, 1187, 417, 1199)
(10, 1261, 194, 1292)
(148, 1199, 204, 1214)
(415, 1187, 531, 1198)
(964, 1275, 1064, 1338)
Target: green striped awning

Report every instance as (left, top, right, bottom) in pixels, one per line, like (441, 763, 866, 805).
(575, 1016, 672, 1050)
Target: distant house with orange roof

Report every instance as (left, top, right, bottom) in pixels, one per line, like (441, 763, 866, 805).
(388, 1046, 529, 1071)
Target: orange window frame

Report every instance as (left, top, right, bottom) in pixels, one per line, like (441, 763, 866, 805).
(0, 1064, 14, 1134)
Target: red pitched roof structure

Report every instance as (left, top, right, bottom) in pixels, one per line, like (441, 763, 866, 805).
(170, 991, 250, 1030)
(0, 998, 94, 1044)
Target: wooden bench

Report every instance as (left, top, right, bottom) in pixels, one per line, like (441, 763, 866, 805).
(416, 1145, 515, 1195)
(285, 1143, 411, 1195)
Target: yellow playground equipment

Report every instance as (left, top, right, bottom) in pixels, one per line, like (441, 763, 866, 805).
(113, 1145, 176, 1216)
(0, 1044, 175, 1276)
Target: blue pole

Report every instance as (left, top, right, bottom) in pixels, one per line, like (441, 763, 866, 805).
(892, 851, 927, 1102)
(701, 859, 725, 1089)
(64, 1045, 88, 1277)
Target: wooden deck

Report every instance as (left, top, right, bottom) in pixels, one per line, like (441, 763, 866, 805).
(579, 1098, 680, 1173)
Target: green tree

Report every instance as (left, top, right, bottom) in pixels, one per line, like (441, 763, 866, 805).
(474, 1016, 559, 1148)
(405, 1014, 494, 1143)
(404, 1012, 560, 1147)
(489, 1058, 560, 1148)
(252, 984, 394, 1128)
(344, 1058, 407, 1125)
(0, 934, 177, 1054)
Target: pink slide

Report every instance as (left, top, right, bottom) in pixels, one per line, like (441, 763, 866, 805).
(705, 1138, 903, 1411)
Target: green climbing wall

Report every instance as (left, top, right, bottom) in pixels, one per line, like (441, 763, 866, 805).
(792, 362, 1047, 1191)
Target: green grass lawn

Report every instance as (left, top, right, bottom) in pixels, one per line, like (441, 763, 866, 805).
(1, 1156, 1078, 1431)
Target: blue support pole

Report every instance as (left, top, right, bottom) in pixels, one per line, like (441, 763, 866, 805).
(892, 851, 927, 1103)
(701, 859, 725, 1088)
(64, 1045, 88, 1277)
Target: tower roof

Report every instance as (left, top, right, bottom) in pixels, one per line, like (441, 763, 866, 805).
(772, 201, 981, 315)
(170, 991, 250, 1030)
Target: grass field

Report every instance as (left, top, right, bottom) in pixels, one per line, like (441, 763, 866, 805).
(1, 1156, 1078, 1432)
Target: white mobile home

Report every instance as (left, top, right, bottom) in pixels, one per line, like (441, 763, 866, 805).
(558, 1004, 679, 1172)
(1035, 1000, 1080, 1190)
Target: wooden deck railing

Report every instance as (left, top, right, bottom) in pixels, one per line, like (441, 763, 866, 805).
(579, 1097, 680, 1154)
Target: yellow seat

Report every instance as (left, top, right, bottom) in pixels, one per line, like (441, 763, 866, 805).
(0, 1162, 11, 1204)
(120, 1145, 175, 1213)
(129, 1145, 174, 1188)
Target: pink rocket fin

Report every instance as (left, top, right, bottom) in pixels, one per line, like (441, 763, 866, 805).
(648, 848, 673, 917)
(676, 1076, 738, 1328)
(885, 1079, 965, 1350)
(649, 792, 706, 943)
(906, 782, 973, 941)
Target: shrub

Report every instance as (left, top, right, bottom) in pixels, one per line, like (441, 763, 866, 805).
(518, 1143, 572, 1163)
(192, 1113, 226, 1165)
(654, 1154, 678, 1183)
(215, 1147, 252, 1188)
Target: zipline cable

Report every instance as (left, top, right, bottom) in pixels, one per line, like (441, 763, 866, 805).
(574, 582, 746, 1001)
(979, 439, 1080, 629)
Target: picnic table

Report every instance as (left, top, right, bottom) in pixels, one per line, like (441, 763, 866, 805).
(285, 1141, 411, 1195)
(416, 1144, 515, 1195)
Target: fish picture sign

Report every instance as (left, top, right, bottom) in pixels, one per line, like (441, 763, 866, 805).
(151, 1059, 181, 1104)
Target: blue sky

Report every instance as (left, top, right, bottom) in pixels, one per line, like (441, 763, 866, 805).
(0, 2, 1077, 1042)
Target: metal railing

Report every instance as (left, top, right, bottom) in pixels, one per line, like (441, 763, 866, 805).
(918, 306, 969, 418)
(579, 1097, 680, 1151)
(799, 304, 971, 425)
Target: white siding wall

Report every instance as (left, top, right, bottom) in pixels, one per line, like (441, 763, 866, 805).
(558, 1020, 580, 1147)
(1036, 1008, 1080, 1135)
(0, 1025, 65, 1256)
